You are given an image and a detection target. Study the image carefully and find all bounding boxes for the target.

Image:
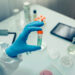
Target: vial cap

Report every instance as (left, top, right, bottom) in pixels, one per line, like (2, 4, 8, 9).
(41, 18, 44, 22)
(37, 31, 43, 34)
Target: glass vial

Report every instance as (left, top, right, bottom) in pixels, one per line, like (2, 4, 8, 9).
(33, 10, 37, 21)
(23, 1, 31, 24)
(37, 31, 43, 46)
(68, 37, 75, 55)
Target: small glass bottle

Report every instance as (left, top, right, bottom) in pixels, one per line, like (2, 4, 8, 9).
(37, 31, 43, 46)
(68, 37, 75, 55)
(33, 10, 37, 20)
(23, 1, 31, 24)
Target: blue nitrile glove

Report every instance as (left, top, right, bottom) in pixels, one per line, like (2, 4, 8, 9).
(6, 21, 44, 58)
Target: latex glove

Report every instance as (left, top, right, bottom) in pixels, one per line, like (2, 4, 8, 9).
(6, 21, 44, 58)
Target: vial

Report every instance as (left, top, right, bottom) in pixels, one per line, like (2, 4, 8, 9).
(23, 1, 31, 23)
(37, 31, 43, 46)
(68, 37, 75, 55)
(33, 10, 37, 20)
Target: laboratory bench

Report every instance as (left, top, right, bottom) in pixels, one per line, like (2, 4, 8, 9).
(0, 4, 75, 75)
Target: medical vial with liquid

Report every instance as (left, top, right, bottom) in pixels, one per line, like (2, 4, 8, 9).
(68, 37, 75, 55)
(37, 31, 43, 46)
(23, 1, 31, 23)
(33, 10, 37, 20)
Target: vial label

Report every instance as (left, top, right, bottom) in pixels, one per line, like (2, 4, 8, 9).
(37, 38, 42, 46)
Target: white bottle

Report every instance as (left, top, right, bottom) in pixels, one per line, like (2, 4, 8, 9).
(23, 1, 31, 24)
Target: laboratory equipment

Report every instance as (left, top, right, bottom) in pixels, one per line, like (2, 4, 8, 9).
(0, 30, 8, 35)
(40, 70, 53, 75)
(51, 23, 75, 42)
(0, 31, 16, 50)
(60, 56, 73, 67)
(33, 10, 37, 20)
(0, 30, 16, 43)
(68, 37, 75, 55)
(23, 1, 31, 23)
(37, 31, 43, 46)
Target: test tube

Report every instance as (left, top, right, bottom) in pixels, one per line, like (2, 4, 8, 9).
(37, 31, 43, 46)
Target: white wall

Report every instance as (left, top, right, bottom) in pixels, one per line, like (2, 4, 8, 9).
(0, 0, 10, 21)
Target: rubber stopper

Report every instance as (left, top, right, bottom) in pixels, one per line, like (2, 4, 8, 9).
(37, 31, 43, 34)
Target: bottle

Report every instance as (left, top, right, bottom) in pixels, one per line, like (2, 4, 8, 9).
(37, 31, 43, 46)
(68, 37, 75, 55)
(23, 1, 31, 24)
(33, 10, 37, 20)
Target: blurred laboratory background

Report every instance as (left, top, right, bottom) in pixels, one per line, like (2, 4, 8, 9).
(0, 0, 75, 21)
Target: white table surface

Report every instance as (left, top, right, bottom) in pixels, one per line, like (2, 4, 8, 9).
(0, 4, 75, 75)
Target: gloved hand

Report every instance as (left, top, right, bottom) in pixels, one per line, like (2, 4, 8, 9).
(6, 21, 44, 58)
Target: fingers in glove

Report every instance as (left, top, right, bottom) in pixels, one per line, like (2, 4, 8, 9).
(19, 27, 42, 43)
(25, 21, 44, 27)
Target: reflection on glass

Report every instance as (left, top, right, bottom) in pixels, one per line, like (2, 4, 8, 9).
(0, 42, 9, 50)
(68, 37, 75, 55)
